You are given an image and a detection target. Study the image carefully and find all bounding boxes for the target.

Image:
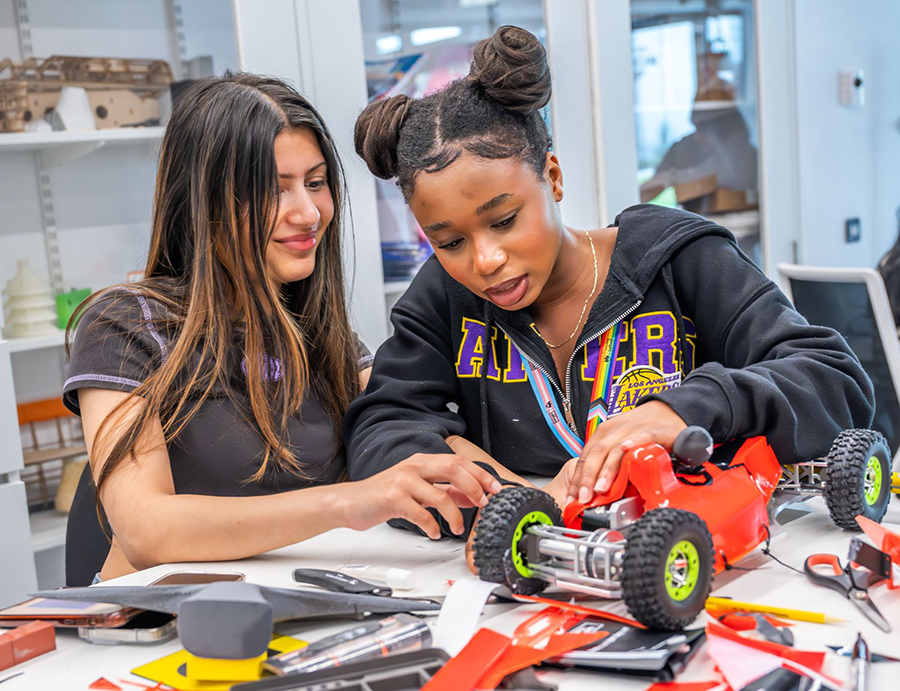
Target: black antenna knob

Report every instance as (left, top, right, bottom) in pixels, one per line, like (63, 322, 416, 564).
(673, 426, 713, 465)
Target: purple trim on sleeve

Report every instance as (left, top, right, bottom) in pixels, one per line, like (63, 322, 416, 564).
(358, 354, 375, 370)
(122, 287, 169, 364)
(64, 373, 143, 390)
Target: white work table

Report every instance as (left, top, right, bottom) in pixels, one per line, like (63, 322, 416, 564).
(3, 500, 900, 690)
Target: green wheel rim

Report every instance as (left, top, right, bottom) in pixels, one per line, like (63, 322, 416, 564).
(864, 456, 883, 506)
(511, 511, 554, 578)
(664, 540, 701, 601)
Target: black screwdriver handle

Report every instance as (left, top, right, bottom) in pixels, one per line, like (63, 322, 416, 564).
(292, 568, 393, 596)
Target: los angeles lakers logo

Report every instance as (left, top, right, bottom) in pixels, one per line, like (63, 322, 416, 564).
(607, 365, 681, 416)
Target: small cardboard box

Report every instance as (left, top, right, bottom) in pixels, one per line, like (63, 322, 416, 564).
(683, 188, 758, 215)
(674, 174, 717, 203)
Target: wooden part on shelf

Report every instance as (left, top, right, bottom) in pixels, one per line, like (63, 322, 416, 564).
(55, 457, 87, 513)
(0, 55, 172, 132)
(21, 89, 162, 130)
(674, 173, 717, 203)
(17, 397, 87, 511)
(683, 188, 759, 215)
(0, 80, 27, 132)
(88, 89, 161, 128)
(0, 56, 173, 92)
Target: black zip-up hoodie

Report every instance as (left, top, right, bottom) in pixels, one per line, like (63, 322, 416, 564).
(345, 205, 874, 497)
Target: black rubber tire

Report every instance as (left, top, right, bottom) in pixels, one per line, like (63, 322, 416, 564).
(621, 508, 714, 631)
(473, 487, 562, 595)
(823, 429, 892, 530)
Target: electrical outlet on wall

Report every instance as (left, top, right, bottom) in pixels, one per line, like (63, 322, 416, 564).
(839, 70, 865, 107)
(845, 217, 861, 243)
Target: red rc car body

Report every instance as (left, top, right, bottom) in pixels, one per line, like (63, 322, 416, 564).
(562, 436, 783, 574)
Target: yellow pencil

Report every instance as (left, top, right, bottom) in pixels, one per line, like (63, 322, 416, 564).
(706, 596, 847, 624)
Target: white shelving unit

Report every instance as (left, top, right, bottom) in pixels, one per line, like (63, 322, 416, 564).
(29, 510, 68, 553)
(0, 0, 238, 601)
(0, 127, 165, 153)
(6, 330, 67, 354)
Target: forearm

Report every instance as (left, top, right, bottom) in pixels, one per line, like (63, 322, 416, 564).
(118, 484, 353, 569)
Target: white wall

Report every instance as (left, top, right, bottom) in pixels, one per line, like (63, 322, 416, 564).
(234, 0, 388, 348)
(793, 0, 900, 268)
(588, 0, 640, 225)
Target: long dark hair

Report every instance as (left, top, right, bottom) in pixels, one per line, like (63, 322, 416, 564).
(354, 25, 552, 199)
(69, 73, 359, 504)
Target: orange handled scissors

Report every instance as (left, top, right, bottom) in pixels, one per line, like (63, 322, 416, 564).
(804, 553, 890, 632)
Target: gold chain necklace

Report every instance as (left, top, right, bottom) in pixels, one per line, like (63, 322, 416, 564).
(537, 230, 598, 350)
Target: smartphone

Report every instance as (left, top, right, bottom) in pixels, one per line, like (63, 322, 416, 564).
(78, 610, 177, 645)
(148, 571, 245, 586)
(0, 597, 141, 628)
(76, 571, 244, 645)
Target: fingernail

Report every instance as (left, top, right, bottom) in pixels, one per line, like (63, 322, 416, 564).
(491, 481, 503, 494)
(578, 487, 591, 504)
(595, 477, 610, 493)
(479, 494, 488, 507)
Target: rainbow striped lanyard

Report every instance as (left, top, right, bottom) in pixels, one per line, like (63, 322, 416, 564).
(518, 321, 626, 458)
(586, 320, 626, 439)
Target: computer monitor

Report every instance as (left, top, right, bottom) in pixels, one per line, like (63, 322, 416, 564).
(778, 264, 900, 457)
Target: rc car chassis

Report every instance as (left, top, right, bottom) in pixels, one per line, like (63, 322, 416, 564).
(473, 427, 893, 630)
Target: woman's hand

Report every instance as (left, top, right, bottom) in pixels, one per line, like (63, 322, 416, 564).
(542, 457, 580, 509)
(566, 401, 686, 506)
(341, 454, 503, 539)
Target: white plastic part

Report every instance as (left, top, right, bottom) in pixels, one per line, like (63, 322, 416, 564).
(337, 564, 416, 590)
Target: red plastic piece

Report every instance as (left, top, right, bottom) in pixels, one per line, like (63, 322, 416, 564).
(563, 437, 782, 573)
(477, 606, 609, 690)
(512, 594, 646, 628)
(857, 515, 900, 589)
(717, 613, 758, 631)
(89, 679, 123, 691)
(420, 628, 510, 691)
(706, 620, 838, 685)
(707, 607, 793, 629)
(0, 621, 55, 672)
(645, 683, 726, 691)
(424, 606, 610, 691)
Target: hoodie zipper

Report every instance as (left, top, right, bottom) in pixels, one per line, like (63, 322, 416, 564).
(498, 325, 573, 428)
(498, 298, 642, 436)
(563, 300, 643, 435)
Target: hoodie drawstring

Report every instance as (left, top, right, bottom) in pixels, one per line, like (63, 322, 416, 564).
(480, 301, 493, 456)
(662, 263, 688, 376)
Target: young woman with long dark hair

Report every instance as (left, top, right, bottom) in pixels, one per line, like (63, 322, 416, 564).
(345, 26, 874, 544)
(63, 73, 500, 586)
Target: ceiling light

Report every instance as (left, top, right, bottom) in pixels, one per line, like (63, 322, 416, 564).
(410, 26, 462, 46)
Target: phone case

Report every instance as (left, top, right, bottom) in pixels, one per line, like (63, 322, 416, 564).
(78, 612, 177, 645)
(148, 571, 245, 586)
(0, 597, 141, 628)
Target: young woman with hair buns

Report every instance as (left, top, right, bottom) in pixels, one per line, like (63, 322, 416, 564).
(62, 73, 502, 586)
(345, 25, 873, 552)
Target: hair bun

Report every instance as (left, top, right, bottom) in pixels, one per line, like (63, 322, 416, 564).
(469, 25, 551, 113)
(354, 95, 412, 179)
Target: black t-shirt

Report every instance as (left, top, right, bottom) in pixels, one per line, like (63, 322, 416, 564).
(63, 287, 371, 585)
